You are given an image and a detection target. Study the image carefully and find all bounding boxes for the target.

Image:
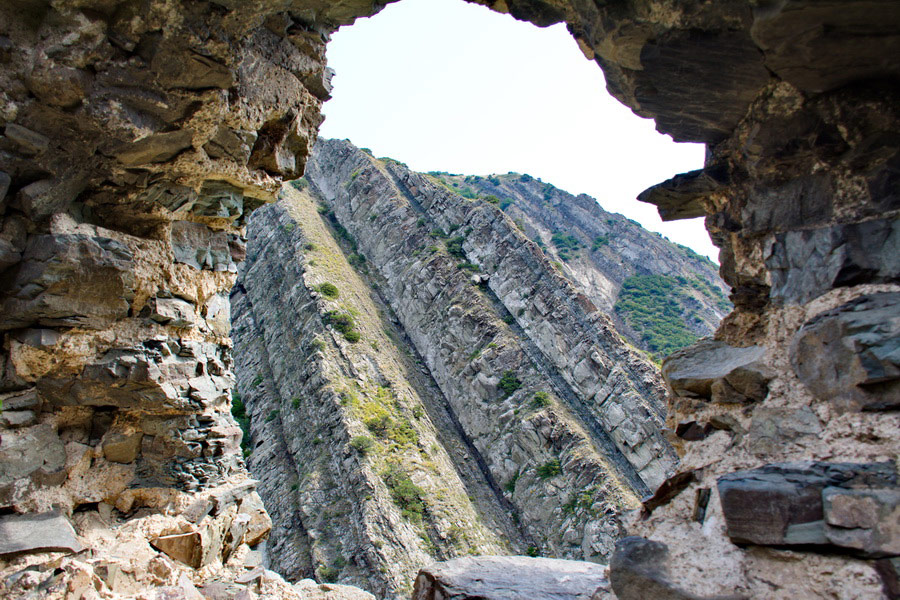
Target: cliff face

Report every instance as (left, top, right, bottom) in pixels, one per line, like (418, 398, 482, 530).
(232, 135, 685, 594)
(427, 171, 730, 358)
(1, 1, 897, 599)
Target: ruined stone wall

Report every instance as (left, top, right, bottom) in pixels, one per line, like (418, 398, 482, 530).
(1, 0, 898, 598)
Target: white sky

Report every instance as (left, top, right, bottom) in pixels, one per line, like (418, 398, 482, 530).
(319, 0, 719, 262)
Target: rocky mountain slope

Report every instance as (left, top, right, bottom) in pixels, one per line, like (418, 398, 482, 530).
(426, 171, 731, 359)
(231, 138, 734, 594)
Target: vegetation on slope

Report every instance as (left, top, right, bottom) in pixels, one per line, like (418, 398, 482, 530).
(614, 275, 702, 360)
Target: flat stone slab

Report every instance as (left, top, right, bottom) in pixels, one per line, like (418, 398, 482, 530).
(412, 556, 609, 600)
(0, 510, 83, 556)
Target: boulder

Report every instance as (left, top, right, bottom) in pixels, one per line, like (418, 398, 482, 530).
(767, 218, 900, 304)
(791, 292, 900, 411)
(294, 578, 376, 599)
(0, 510, 82, 556)
(412, 556, 609, 600)
(609, 537, 745, 600)
(116, 130, 194, 166)
(662, 340, 771, 403)
(717, 461, 898, 557)
(150, 531, 203, 568)
(0, 233, 135, 330)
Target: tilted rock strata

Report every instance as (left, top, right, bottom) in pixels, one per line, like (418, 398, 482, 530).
(307, 139, 676, 495)
(0, 0, 897, 597)
(232, 189, 519, 598)
(435, 171, 729, 352)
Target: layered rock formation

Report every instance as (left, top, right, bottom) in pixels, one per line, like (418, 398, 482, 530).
(232, 140, 689, 592)
(426, 170, 730, 357)
(0, 0, 897, 598)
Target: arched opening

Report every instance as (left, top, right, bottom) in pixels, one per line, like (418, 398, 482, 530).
(0, 1, 895, 599)
(228, 1, 732, 594)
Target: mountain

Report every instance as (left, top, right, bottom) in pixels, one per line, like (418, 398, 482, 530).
(231, 138, 727, 596)
(422, 170, 730, 360)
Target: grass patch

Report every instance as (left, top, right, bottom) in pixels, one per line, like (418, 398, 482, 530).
(350, 435, 375, 455)
(316, 282, 339, 299)
(536, 458, 561, 479)
(498, 371, 522, 398)
(383, 463, 426, 522)
(531, 391, 551, 409)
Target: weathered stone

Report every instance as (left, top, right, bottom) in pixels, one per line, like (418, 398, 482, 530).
(116, 130, 195, 167)
(204, 128, 258, 163)
(149, 297, 197, 328)
(0, 233, 134, 330)
(663, 340, 771, 403)
(150, 531, 203, 568)
(152, 48, 234, 90)
(170, 221, 236, 272)
(4, 123, 49, 156)
(294, 579, 377, 600)
(791, 292, 900, 411)
(195, 181, 245, 220)
(247, 112, 309, 178)
(767, 218, 900, 304)
(746, 406, 822, 456)
(0, 423, 67, 505)
(717, 461, 897, 556)
(26, 62, 91, 108)
(412, 556, 609, 600)
(637, 168, 723, 221)
(642, 470, 698, 516)
(102, 430, 143, 463)
(823, 488, 900, 557)
(0, 510, 82, 556)
(751, 1, 900, 94)
(609, 537, 721, 600)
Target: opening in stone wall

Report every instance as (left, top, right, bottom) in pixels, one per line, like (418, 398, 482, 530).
(228, 0, 732, 596)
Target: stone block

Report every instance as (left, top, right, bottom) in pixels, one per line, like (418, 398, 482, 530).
(116, 130, 194, 166)
(767, 218, 900, 304)
(717, 461, 897, 557)
(792, 292, 900, 411)
(0, 510, 82, 556)
(412, 556, 609, 600)
(150, 531, 203, 568)
(102, 430, 143, 463)
(0, 233, 135, 330)
(663, 340, 771, 403)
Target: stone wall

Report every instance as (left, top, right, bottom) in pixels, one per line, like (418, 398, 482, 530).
(1, 0, 897, 598)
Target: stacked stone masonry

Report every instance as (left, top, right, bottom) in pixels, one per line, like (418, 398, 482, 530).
(0, 0, 898, 598)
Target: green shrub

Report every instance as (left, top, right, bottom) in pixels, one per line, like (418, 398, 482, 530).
(536, 458, 562, 479)
(231, 392, 251, 452)
(591, 235, 609, 251)
(498, 371, 522, 398)
(350, 435, 375, 454)
(323, 311, 355, 334)
(446, 236, 465, 259)
(317, 282, 339, 299)
(383, 464, 426, 522)
(317, 565, 339, 583)
(344, 330, 361, 343)
(266, 409, 279, 423)
(457, 262, 480, 272)
(292, 397, 301, 409)
(483, 194, 500, 204)
(531, 391, 551, 409)
(311, 337, 325, 351)
(251, 374, 263, 387)
(304, 242, 317, 251)
(551, 232, 583, 261)
(526, 546, 539, 557)
(504, 471, 520, 494)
